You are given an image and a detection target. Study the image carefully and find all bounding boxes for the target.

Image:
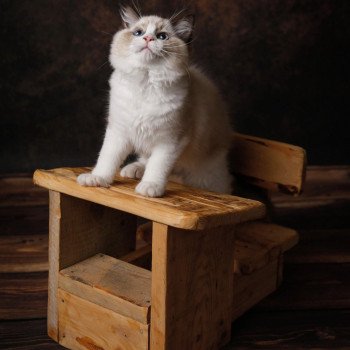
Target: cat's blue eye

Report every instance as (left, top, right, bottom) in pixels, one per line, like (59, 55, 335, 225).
(133, 29, 144, 36)
(156, 32, 169, 40)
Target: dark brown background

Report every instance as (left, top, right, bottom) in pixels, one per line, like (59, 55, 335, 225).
(1, 0, 349, 173)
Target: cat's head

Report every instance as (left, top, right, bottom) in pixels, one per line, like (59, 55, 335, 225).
(110, 6, 194, 72)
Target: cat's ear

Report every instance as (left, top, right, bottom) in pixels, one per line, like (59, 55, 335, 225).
(173, 15, 195, 43)
(120, 6, 140, 28)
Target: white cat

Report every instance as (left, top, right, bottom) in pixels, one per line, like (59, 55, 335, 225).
(77, 6, 233, 197)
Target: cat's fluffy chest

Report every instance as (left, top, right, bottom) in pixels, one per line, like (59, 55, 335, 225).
(109, 69, 188, 125)
(108, 68, 188, 154)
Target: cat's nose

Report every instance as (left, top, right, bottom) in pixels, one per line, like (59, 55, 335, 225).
(143, 35, 155, 43)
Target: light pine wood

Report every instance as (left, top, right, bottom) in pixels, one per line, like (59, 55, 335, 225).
(58, 289, 149, 350)
(47, 191, 60, 341)
(234, 221, 298, 274)
(134, 221, 298, 275)
(232, 259, 280, 321)
(59, 254, 151, 324)
(0, 234, 48, 273)
(33, 167, 266, 230)
(236, 221, 299, 253)
(47, 191, 136, 341)
(150, 222, 235, 350)
(232, 132, 307, 194)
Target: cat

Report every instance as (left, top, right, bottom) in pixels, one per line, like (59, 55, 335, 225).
(77, 6, 233, 197)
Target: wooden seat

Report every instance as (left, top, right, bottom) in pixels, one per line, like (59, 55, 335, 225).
(33, 132, 306, 350)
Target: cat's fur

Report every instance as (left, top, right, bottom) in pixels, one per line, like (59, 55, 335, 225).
(77, 6, 233, 197)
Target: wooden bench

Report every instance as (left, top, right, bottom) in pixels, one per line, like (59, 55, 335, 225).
(33, 132, 306, 350)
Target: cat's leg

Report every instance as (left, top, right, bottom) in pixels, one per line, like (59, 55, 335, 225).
(135, 144, 179, 197)
(77, 126, 132, 187)
(120, 156, 147, 179)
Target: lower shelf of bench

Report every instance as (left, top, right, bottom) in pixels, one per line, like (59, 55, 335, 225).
(56, 250, 283, 350)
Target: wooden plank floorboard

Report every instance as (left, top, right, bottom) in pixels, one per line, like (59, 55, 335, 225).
(0, 206, 48, 236)
(225, 309, 350, 349)
(0, 319, 63, 350)
(0, 272, 48, 320)
(0, 235, 48, 272)
(285, 229, 350, 264)
(257, 263, 350, 310)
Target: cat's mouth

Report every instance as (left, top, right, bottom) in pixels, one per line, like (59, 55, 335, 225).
(139, 45, 155, 54)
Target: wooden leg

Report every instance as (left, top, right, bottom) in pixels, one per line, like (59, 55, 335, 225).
(47, 191, 136, 341)
(150, 222, 235, 350)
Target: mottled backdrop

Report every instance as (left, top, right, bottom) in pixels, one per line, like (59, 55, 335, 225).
(1, 0, 349, 172)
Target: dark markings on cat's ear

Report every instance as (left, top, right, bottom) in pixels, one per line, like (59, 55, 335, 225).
(173, 15, 195, 43)
(120, 6, 140, 28)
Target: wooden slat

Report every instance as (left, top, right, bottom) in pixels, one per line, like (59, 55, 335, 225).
(0, 175, 48, 208)
(33, 167, 266, 230)
(232, 259, 279, 321)
(258, 263, 350, 311)
(0, 205, 48, 235)
(228, 309, 350, 349)
(231, 132, 306, 194)
(150, 222, 235, 350)
(285, 229, 350, 264)
(234, 221, 298, 274)
(47, 191, 136, 341)
(121, 244, 152, 269)
(0, 234, 48, 272)
(0, 319, 63, 350)
(58, 289, 149, 350)
(59, 254, 151, 324)
(0, 272, 48, 319)
(135, 221, 298, 275)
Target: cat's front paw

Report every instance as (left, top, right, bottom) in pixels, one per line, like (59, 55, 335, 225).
(77, 173, 110, 188)
(120, 162, 145, 179)
(135, 181, 165, 197)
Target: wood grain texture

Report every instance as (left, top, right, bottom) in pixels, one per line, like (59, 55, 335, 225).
(258, 262, 350, 311)
(59, 254, 151, 324)
(33, 167, 266, 230)
(134, 220, 297, 275)
(232, 133, 306, 194)
(232, 259, 279, 321)
(0, 234, 48, 272)
(0, 205, 48, 235)
(58, 289, 149, 350)
(0, 174, 48, 208)
(234, 221, 298, 274)
(226, 310, 350, 349)
(285, 229, 350, 264)
(150, 222, 235, 350)
(47, 191, 136, 341)
(270, 166, 350, 229)
(0, 271, 48, 320)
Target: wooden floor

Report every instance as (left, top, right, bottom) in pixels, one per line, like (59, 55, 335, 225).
(1, 166, 350, 349)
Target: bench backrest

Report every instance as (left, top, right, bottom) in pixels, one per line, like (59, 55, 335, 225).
(231, 133, 307, 195)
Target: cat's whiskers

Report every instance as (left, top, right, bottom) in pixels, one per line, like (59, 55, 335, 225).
(161, 48, 187, 57)
(131, 0, 143, 18)
(168, 7, 188, 23)
(97, 61, 109, 70)
(159, 49, 191, 82)
(99, 30, 113, 36)
(166, 37, 197, 48)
